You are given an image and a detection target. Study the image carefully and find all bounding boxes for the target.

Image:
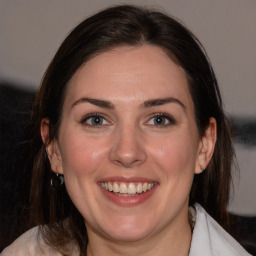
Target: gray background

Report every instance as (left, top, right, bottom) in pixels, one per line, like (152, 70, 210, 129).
(0, 0, 255, 215)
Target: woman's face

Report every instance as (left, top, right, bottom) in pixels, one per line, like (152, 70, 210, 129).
(45, 45, 215, 242)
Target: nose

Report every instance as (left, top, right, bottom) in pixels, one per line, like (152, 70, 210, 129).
(109, 125, 147, 168)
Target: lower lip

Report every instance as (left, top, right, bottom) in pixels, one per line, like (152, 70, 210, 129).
(99, 185, 158, 207)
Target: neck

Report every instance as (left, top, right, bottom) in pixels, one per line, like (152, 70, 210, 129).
(86, 207, 192, 256)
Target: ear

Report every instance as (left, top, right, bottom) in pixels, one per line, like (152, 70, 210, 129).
(195, 117, 217, 174)
(41, 118, 63, 174)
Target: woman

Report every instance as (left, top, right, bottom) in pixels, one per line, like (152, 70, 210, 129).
(1, 5, 251, 256)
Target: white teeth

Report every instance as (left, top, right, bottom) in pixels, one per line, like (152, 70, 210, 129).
(108, 182, 113, 192)
(113, 182, 119, 193)
(142, 183, 148, 192)
(136, 183, 143, 193)
(127, 183, 136, 195)
(148, 183, 153, 190)
(120, 183, 128, 193)
(100, 182, 155, 194)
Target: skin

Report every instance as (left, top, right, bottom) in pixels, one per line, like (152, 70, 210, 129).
(41, 45, 216, 256)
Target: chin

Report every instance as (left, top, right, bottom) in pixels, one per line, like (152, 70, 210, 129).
(107, 228, 151, 243)
(99, 216, 155, 242)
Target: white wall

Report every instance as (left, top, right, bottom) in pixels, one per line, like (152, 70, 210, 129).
(0, 0, 255, 215)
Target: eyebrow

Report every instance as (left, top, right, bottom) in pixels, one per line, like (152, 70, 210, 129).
(72, 97, 114, 109)
(71, 97, 186, 111)
(142, 97, 186, 110)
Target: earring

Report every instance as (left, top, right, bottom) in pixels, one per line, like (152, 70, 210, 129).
(50, 173, 64, 188)
(200, 166, 204, 172)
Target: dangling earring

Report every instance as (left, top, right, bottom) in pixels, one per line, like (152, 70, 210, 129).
(50, 172, 64, 188)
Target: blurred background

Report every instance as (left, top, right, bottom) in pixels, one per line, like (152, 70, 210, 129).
(0, 0, 255, 253)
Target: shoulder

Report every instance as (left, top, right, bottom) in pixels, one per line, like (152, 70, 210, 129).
(189, 203, 251, 256)
(1, 226, 62, 256)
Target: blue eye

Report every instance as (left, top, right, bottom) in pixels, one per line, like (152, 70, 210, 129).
(147, 114, 175, 127)
(82, 114, 110, 126)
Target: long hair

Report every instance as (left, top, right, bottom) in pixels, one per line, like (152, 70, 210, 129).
(28, 5, 234, 254)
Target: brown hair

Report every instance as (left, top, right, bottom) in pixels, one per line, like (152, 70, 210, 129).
(28, 5, 234, 255)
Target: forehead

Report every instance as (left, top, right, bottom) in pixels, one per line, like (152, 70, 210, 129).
(64, 45, 192, 108)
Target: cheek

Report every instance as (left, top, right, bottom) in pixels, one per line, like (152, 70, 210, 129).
(58, 132, 110, 216)
(149, 133, 198, 178)
(59, 131, 108, 178)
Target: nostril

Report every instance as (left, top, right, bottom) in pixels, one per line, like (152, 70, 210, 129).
(110, 147, 147, 167)
(115, 158, 141, 168)
(109, 129, 147, 167)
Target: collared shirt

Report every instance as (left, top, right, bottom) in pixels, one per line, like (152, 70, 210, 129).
(190, 203, 251, 256)
(1, 204, 251, 255)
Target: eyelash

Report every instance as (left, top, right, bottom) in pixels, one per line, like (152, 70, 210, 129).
(81, 113, 110, 127)
(146, 113, 176, 127)
(80, 113, 176, 128)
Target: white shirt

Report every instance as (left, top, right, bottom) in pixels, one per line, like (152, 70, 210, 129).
(1, 203, 251, 255)
(190, 203, 251, 256)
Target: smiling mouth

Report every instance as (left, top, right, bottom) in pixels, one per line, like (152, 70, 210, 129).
(100, 182, 156, 196)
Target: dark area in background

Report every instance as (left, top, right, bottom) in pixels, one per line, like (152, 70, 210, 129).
(230, 116, 256, 148)
(0, 83, 35, 251)
(0, 82, 255, 254)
